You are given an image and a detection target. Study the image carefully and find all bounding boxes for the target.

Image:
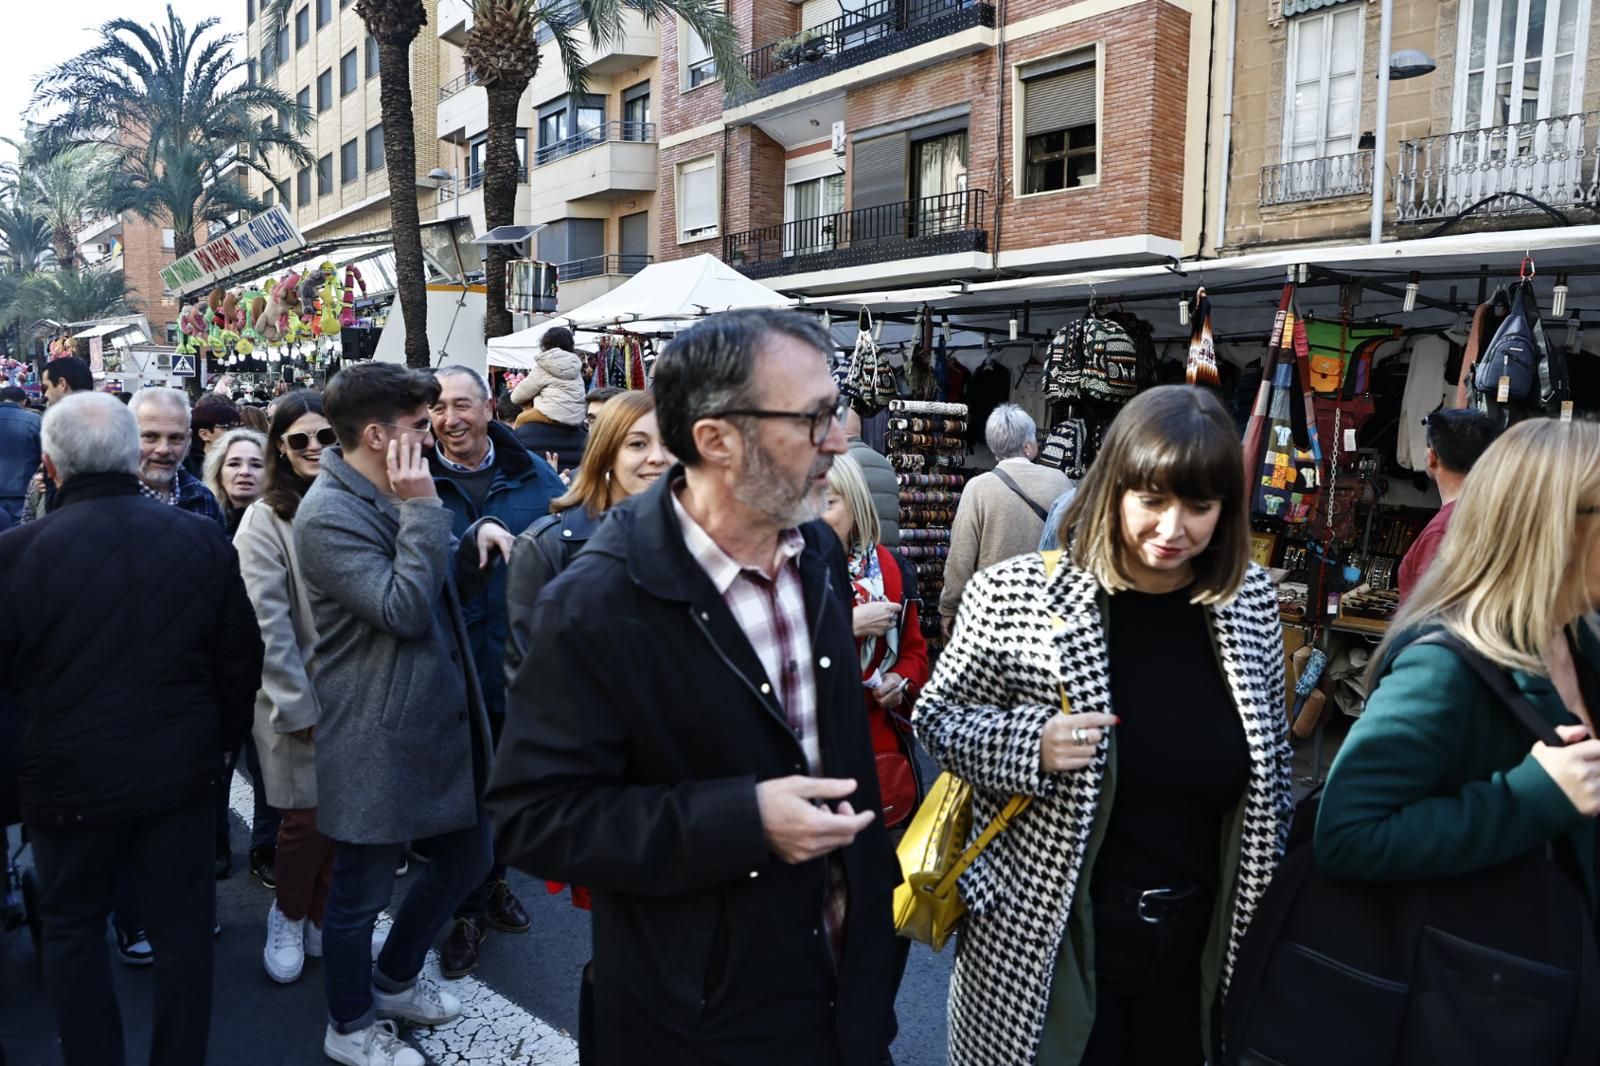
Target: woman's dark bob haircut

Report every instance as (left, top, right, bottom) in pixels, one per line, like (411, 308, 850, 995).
(1059, 384, 1249, 604)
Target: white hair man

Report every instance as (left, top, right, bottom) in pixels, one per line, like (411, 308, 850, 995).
(0, 392, 262, 1066)
(939, 402, 1070, 636)
(127, 387, 226, 528)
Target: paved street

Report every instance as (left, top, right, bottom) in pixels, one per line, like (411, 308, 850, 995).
(1, 774, 954, 1065)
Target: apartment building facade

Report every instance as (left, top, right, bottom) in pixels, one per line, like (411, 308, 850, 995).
(650, 0, 1217, 295)
(77, 213, 182, 339)
(243, 0, 448, 241)
(435, 0, 662, 311)
(1224, 0, 1600, 252)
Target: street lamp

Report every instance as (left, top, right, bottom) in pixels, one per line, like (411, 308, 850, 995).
(1371, 0, 1438, 245)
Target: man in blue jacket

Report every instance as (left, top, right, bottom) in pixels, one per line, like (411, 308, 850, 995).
(427, 364, 564, 977)
(0, 386, 40, 525)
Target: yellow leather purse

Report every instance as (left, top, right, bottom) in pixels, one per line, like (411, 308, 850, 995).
(893, 551, 1071, 951)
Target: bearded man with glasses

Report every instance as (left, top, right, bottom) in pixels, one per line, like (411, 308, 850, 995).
(488, 308, 900, 1066)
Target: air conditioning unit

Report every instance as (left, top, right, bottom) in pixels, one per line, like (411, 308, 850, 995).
(831, 121, 847, 155)
(89, 242, 111, 257)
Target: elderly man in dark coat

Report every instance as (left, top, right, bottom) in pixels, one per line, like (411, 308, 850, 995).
(0, 391, 263, 1066)
(294, 362, 514, 1066)
(486, 309, 901, 1066)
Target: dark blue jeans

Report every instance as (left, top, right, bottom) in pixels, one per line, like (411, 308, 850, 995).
(323, 814, 493, 1032)
(214, 734, 281, 853)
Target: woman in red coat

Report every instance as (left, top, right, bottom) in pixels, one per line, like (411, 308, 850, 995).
(822, 452, 930, 1060)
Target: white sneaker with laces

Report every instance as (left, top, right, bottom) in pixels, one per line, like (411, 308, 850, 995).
(305, 922, 389, 961)
(263, 901, 306, 984)
(373, 975, 461, 1026)
(322, 1020, 423, 1066)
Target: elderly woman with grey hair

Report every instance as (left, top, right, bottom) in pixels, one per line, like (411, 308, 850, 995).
(938, 402, 1071, 635)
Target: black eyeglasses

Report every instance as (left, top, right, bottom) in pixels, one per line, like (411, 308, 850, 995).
(709, 395, 850, 446)
(284, 427, 338, 451)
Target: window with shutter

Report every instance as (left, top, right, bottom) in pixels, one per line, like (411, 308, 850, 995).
(1284, 6, 1362, 163)
(684, 16, 718, 88)
(1020, 51, 1098, 194)
(677, 157, 719, 241)
(851, 133, 907, 210)
(802, 0, 840, 30)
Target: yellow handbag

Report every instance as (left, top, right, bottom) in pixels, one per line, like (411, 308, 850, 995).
(893, 551, 1071, 951)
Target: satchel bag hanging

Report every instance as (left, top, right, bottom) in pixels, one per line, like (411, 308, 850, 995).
(1474, 279, 1546, 404)
(1221, 631, 1600, 1066)
(893, 550, 1072, 951)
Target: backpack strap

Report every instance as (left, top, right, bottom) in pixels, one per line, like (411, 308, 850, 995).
(991, 467, 1050, 522)
(1409, 631, 1564, 746)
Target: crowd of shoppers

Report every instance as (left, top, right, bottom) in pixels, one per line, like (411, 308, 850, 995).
(6, 310, 1600, 1066)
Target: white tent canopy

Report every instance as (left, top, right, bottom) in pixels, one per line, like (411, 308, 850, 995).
(486, 254, 792, 369)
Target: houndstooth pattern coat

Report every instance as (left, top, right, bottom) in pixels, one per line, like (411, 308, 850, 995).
(915, 553, 1292, 1066)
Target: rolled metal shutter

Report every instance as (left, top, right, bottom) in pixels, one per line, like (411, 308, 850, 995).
(850, 133, 907, 209)
(1023, 61, 1095, 137)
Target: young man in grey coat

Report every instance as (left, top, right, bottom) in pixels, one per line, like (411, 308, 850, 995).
(294, 362, 515, 1066)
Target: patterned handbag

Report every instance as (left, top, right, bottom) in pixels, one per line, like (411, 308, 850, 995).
(1043, 324, 1084, 403)
(1079, 315, 1140, 402)
(846, 308, 898, 414)
(1039, 418, 1089, 479)
(893, 551, 1071, 951)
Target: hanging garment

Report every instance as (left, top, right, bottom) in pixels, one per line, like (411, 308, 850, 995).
(1397, 335, 1452, 472)
(846, 309, 898, 414)
(1186, 288, 1219, 387)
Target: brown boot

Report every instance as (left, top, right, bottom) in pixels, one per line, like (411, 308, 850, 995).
(486, 880, 531, 934)
(439, 915, 486, 980)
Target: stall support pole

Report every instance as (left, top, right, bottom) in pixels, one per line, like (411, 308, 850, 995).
(1370, 0, 1394, 245)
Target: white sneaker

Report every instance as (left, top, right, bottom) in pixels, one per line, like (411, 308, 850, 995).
(373, 975, 461, 1026)
(262, 901, 306, 984)
(322, 1020, 423, 1066)
(305, 922, 389, 961)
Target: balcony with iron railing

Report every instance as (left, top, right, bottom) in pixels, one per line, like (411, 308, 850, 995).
(1259, 150, 1373, 207)
(735, 0, 995, 100)
(534, 121, 656, 167)
(554, 253, 653, 280)
(437, 166, 528, 203)
(1395, 111, 1600, 223)
(723, 189, 988, 279)
(439, 70, 480, 103)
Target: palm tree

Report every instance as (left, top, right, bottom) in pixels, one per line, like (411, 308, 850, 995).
(15, 144, 110, 269)
(2, 268, 131, 329)
(0, 200, 54, 275)
(462, 0, 745, 339)
(30, 5, 313, 258)
(265, 0, 433, 367)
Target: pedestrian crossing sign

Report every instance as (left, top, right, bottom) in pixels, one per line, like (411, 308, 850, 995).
(171, 354, 196, 377)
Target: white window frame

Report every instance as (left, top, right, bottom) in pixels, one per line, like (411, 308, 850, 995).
(1281, 5, 1364, 164)
(676, 155, 720, 243)
(1011, 44, 1102, 200)
(680, 17, 718, 91)
(1452, 0, 1590, 131)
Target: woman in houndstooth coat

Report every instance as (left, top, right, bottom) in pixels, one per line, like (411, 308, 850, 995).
(916, 386, 1293, 1066)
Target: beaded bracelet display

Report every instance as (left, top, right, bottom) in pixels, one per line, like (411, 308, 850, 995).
(889, 400, 968, 416)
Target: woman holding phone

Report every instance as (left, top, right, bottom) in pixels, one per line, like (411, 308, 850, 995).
(916, 385, 1292, 1066)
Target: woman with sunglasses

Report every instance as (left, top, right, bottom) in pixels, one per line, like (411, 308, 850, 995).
(234, 392, 340, 985)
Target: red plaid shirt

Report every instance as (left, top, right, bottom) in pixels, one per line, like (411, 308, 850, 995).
(673, 491, 848, 956)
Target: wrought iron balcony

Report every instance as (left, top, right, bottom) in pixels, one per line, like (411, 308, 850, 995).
(1259, 151, 1373, 207)
(724, 190, 988, 279)
(736, 0, 995, 100)
(436, 166, 528, 202)
(1395, 111, 1600, 222)
(555, 253, 653, 281)
(438, 70, 479, 102)
(534, 121, 657, 167)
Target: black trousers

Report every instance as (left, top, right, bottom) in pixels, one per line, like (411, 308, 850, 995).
(1078, 885, 1212, 1066)
(29, 797, 217, 1066)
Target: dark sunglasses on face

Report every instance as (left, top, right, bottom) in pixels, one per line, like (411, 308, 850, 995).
(285, 427, 338, 451)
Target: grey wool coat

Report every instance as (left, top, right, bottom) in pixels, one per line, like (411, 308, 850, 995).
(235, 498, 322, 810)
(294, 449, 498, 845)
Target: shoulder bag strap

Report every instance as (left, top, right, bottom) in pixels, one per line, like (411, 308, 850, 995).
(991, 467, 1050, 522)
(931, 551, 1072, 895)
(1410, 631, 1563, 746)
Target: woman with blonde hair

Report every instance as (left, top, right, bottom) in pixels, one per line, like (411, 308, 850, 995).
(203, 426, 268, 535)
(916, 384, 1291, 1066)
(1317, 418, 1600, 913)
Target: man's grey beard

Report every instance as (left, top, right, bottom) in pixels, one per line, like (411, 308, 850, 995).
(139, 461, 178, 489)
(734, 435, 831, 529)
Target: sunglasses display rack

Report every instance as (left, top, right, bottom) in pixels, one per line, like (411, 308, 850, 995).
(887, 398, 969, 654)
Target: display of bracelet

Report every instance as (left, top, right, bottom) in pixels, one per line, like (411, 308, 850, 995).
(888, 400, 970, 655)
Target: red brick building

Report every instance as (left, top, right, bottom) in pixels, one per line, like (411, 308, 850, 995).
(654, 0, 1215, 294)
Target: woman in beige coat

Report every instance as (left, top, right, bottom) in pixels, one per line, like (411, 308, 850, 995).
(234, 390, 334, 986)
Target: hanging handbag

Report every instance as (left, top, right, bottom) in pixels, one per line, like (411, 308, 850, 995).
(893, 551, 1070, 951)
(1039, 417, 1089, 478)
(846, 308, 898, 415)
(1079, 314, 1140, 402)
(1043, 323, 1084, 403)
(1222, 631, 1600, 1066)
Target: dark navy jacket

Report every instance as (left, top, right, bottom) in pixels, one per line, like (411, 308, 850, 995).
(430, 421, 565, 717)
